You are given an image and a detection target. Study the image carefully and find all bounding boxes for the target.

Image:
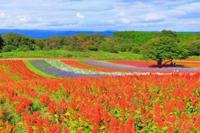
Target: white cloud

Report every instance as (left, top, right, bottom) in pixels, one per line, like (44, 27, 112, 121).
(144, 13, 163, 22)
(17, 16, 29, 23)
(121, 18, 130, 24)
(76, 12, 85, 19)
(0, 12, 6, 18)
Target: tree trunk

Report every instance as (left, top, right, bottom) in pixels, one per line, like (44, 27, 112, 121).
(157, 59, 163, 68)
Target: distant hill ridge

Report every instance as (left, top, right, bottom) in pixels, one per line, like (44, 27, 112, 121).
(0, 29, 199, 39)
(0, 29, 113, 38)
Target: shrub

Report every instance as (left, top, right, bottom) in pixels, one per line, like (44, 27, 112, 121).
(2, 45, 17, 52)
(17, 45, 31, 51)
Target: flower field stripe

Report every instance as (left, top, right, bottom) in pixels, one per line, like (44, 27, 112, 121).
(25, 60, 57, 78)
(85, 60, 142, 70)
(46, 60, 158, 76)
(175, 60, 200, 67)
(29, 60, 104, 77)
(0, 60, 44, 81)
(111, 60, 155, 67)
(62, 60, 128, 72)
(46, 60, 102, 74)
(85, 60, 200, 72)
(29, 60, 126, 77)
(45, 60, 131, 76)
(111, 60, 200, 68)
(29, 60, 81, 78)
(29, 60, 194, 77)
(84, 60, 162, 72)
(26, 60, 200, 78)
(46, 60, 124, 76)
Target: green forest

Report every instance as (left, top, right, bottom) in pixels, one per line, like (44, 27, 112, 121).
(0, 30, 199, 61)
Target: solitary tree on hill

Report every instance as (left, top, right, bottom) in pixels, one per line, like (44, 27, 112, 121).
(142, 31, 188, 67)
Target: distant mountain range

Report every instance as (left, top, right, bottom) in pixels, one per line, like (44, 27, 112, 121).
(0, 29, 113, 38)
(0, 29, 199, 39)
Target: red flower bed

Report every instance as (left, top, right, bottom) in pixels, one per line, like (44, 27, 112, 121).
(0, 60, 44, 81)
(0, 60, 199, 132)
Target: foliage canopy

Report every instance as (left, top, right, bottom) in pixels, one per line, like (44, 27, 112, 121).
(142, 33, 188, 66)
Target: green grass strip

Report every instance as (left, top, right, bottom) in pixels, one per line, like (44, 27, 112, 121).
(24, 60, 58, 78)
(0, 50, 199, 60)
(190, 56, 200, 59)
(0, 50, 144, 60)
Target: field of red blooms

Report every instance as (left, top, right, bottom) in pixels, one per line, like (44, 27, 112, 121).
(0, 60, 200, 132)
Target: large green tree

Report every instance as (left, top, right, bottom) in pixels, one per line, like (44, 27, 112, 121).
(143, 36, 188, 67)
(157, 30, 177, 39)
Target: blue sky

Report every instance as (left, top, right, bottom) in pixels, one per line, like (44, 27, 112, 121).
(0, 0, 199, 31)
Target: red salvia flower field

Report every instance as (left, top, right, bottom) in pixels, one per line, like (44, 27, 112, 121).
(0, 60, 199, 132)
